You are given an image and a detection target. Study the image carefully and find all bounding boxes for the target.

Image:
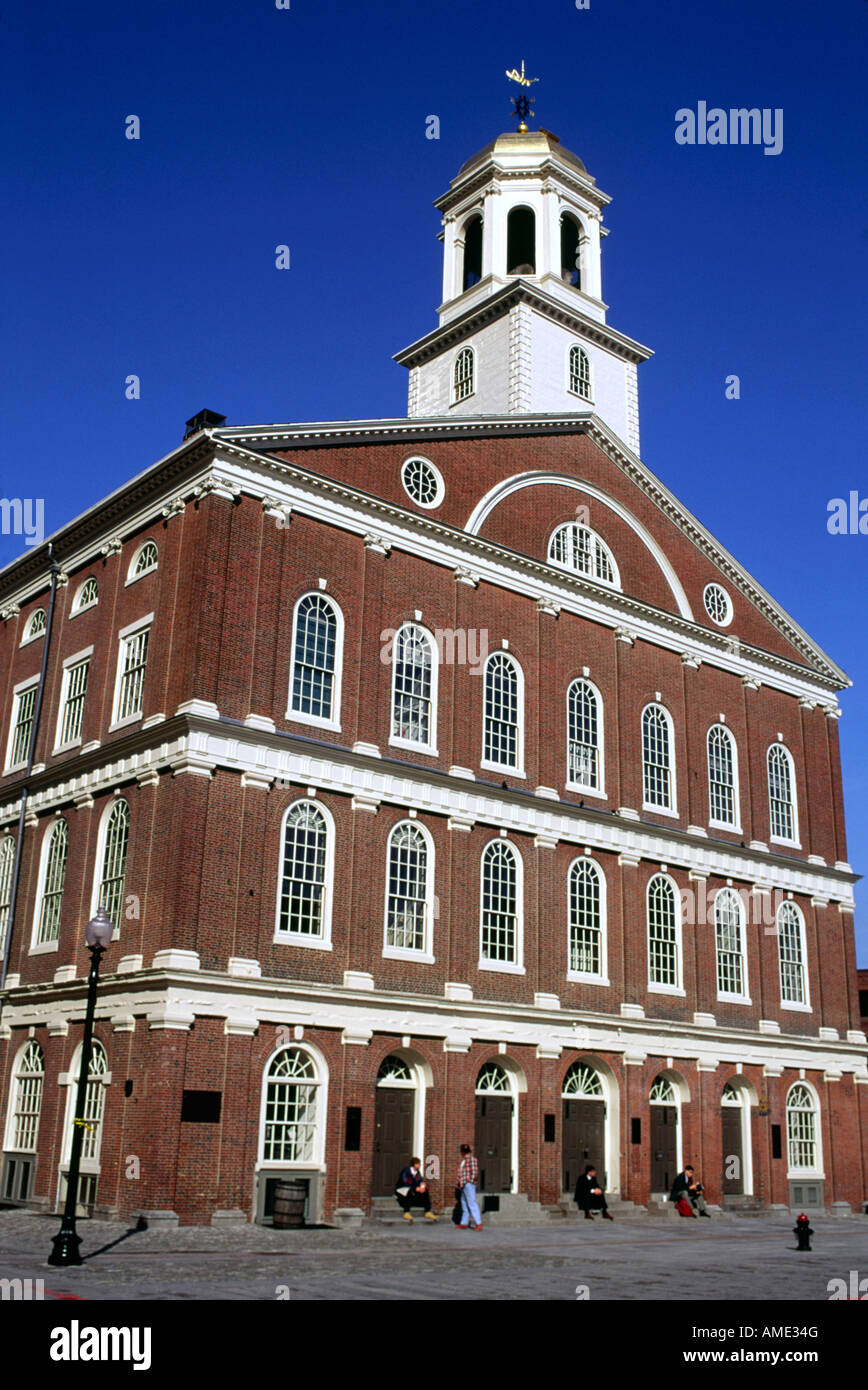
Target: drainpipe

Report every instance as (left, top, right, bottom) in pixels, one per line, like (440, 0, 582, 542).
(0, 543, 62, 1017)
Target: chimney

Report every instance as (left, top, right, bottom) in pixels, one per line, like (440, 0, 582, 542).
(184, 409, 227, 440)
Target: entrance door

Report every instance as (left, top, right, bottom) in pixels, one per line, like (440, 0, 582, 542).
(372, 1088, 414, 1196)
(650, 1105, 678, 1193)
(563, 1099, 606, 1192)
(721, 1106, 744, 1195)
(474, 1095, 512, 1192)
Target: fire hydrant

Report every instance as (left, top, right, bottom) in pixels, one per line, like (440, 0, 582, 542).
(794, 1213, 813, 1251)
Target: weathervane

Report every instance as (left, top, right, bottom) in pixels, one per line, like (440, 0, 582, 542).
(506, 60, 539, 132)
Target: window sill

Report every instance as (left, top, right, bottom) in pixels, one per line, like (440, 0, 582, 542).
(29, 940, 59, 955)
(770, 836, 802, 850)
(642, 803, 679, 819)
(285, 710, 341, 733)
(477, 959, 526, 975)
(52, 739, 83, 757)
(709, 821, 743, 834)
(108, 715, 143, 733)
(272, 935, 333, 951)
(648, 982, 686, 996)
(780, 1000, 812, 1013)
(481, 760, 526, 779)
(566, 782, 606, 799)
(389, 736, 439, 758)
(383, 948, 435, 965)
(3, 761, 27, 776)
(124, 568, 157, 588)
(69, 604, 97, 619)
(716, 993, 752, 1006)
(567, 972, 610, 986)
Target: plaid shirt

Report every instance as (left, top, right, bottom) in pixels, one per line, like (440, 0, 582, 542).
(458, 1153, 479, 1186)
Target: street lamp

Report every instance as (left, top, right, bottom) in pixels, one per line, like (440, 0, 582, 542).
(48, 905, 113, 1267)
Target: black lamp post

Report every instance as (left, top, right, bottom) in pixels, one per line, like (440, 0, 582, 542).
(48, 905, 113, 1267)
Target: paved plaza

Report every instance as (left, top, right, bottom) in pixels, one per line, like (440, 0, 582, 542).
(0, 1209, 865, 1301)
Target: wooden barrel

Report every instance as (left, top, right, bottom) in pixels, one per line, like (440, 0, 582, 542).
(273, 1180, 307, 1229)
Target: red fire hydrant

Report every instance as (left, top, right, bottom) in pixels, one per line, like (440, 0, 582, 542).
(794, 1213, 813, 1251)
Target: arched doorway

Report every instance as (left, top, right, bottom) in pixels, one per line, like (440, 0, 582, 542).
(721, 1082, 749, 1196)
(649, 1074, 680, 1195)
(372, 1055, 417, 1196)
(474, 1062, 514, 1193)
(562, 1062, 606, 1192)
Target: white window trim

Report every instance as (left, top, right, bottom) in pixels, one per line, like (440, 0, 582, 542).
(565, 677, 605, 796)
(108, 613, 153, 732)
(58, 1042, 109, 1170)
(785, 1081, 824, 1179)
(766, 743, 799, 848)
(566, 855, 609, 985)
(566, 343, 594, 404)
(256, 1041, 329, 1171)
(478, 837, 525, 973)
(646, 872, 684, 993)
(451, 347, 476, 406)
(4, 675, 39, 773)
(70, 578, 98, 616)
(641, 702, 678, 815)
(20, 611, 47, 648)
(272, 799, 335, 950)
(286, 592, 344, 733)
(401, 455, 445, 511)
(89, 797, 129, 937)
(125, 542, 158, 586)
(480, 651, 525, 777)
(548, 523, 620, 591)
(381, 818, 436, 963)
(29, 817, 68, 953)
(388, 622, 439, 757)
(703, 583, 733, 628)
(707, 724, 741, 832)
(2, 1040, 45, 1152)
(776, 900, 811, 1011)
(713, 887, 750, 1005)
(53, 645, 94, 755)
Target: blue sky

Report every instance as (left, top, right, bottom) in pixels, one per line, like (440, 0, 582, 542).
(1, 0, 866, 960)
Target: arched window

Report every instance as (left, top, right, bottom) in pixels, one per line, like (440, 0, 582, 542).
(548, 523, 617, 586)
(6, 1041, 44, 1151)
(94, 799, 129, 931)
(786, 1084, 818, 1171)
(482, 652, 522, 771)
(708, 725, 738, 826)
(567, 679, 602, 790)
(377, 1055, 414, 1085)
(65, 1040, 108, 1164)
(22, 608, 46, 643)
(0, 835, 15, 956)
(560, 213, 582, 288)
(35, 819, 69, 946)
(462, 215, 483, 290)
(562, 1062, 604, 1097)
(480, 840, 521, 966)
(768, 744, 797, 842)
(568, 345, 592, 401)
(476, 1062, 511, 1093)
(649, 1076, 676, 1103)
(261, 1048, 320, 1163)
(289, 593, 342, 726)
(715, 888, 747, 998)
(777, 900, 807, 1005)
(384, 821, 432, 956)
(453, 347, 474, 403)
(276, 801, 331, 941)
(647, 874, 681, 988)
(568, 858, 605, 977)
(506, 206, 536, 274)
(72, 576, 99, 613)
(642, 704, 675, 811)
(391, 623, 437, 750)
(128, 540, 158, 582)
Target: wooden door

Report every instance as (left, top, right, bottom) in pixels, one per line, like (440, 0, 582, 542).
(562, 1098, 606, 1192)
(474, 1095, 512, 1192)
(372, 1088, 414, 1196)
(721, 1106, 744, 1194)
(650, 1105, 678, 1193)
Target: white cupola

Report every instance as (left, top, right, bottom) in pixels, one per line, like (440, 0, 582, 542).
(395, 127, 652, 454)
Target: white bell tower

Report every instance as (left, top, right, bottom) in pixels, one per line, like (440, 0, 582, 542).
(395, 124, 652, 454)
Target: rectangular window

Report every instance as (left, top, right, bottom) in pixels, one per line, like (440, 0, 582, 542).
(57, 658, 90, 747)
(114, 625, 150, 723)
(180, 1090, 222, 1123)
(344, 1106, 362, 1151)
(771, 1124, 782, 1160)
(7, 683, 37, 769)
(631, 1117, 642, 1145)
(543, 1113, 556, 1143)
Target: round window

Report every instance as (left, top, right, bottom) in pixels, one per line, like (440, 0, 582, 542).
(401, 456, 443, 509)
(703, 583, 733, 627)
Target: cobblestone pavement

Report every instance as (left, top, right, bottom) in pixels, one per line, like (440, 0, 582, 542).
(1, 1209, 865, 1300)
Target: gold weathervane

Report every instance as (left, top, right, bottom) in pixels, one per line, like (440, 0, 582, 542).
(506, 60, 539, 132)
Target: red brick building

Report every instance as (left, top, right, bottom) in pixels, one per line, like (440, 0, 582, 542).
(0, 125, 866, 1225)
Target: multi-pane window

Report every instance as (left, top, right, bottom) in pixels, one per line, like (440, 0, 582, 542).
(95, 800, 129, 931)
(703, 583, 732, 625)
(549, 523, 616, 586)
(391, 624, 435, 747)
(786, 1084, 818, 1170)
(9, 1041, 44, 1151)
(476, 1062, 510, 1093)
(715, 888, 746, 996)
(36, 819, 69, 946)
(129, 541, 158, 579)
(277, 802, 328, 938)
(568, 345, 592, 400)
(114, 625, 150, 722)
(647, 874, 679, 987)
(262, 1049, 319, 1162)
(567, 679, 600, 789)
(73, 576, 98, 612)
(642, 704, 673, 810)
(483, 653, 520, 768)
(481, 840, 519, 964)
(23, 609, 46, 642)
(0, 835, 14, 956)
(453, 347, 474, 402)
(562, 1063, 603, 1098)
(569, 858, 603, 976)
(768, 745, 796, 841)
(649, 1076, 675, 1103)
(401, 456, 442, 507)
(777, 901, 806, 1004)
(58, 658, 90, 746)
(290, 595, 338, 722)
(7, 684, 37, 768)
(385, 822, 429, 953)
(708, 724, 736, 825)
(74, 1040, 108, 1163)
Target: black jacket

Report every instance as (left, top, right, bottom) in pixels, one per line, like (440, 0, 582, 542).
(574, 1173, 603, 1208)
(669, 1172, 691, 1203)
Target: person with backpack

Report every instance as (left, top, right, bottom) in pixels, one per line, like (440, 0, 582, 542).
(670, 1165, 711, 1217)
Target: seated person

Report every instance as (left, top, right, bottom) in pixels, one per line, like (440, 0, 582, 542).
(395, 1157, 437, 1222)
(574, 1164, 613, 1220)
(669, 1165, 711, 1217)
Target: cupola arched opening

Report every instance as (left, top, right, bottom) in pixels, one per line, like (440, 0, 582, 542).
(507, 206, 536, 275)
(560, 213, 582, 288)
(462, 215, 483, 291)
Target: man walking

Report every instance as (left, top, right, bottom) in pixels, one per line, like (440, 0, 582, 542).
(457, 1143, 482, 1230)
